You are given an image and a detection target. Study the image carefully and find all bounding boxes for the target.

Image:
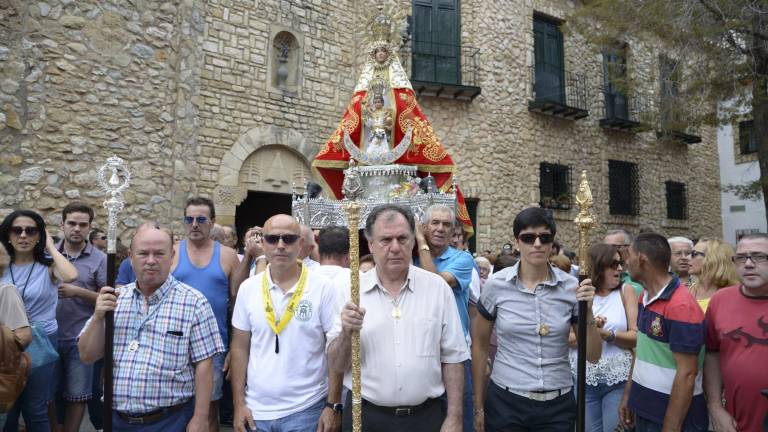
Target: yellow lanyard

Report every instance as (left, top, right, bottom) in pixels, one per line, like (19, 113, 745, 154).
(261, 263, 308, 353)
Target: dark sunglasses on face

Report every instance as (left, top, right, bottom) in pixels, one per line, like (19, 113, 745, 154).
(10, 226, 40, 236)
(732, 253, 768, 264)
(99, 236, 107, 240)
(609, 260, 622, 270)
(263, 233, 300, 245)
(691, 250, 706, 259)
(517, 233, 554, 245)
(183, 216, 209, 225)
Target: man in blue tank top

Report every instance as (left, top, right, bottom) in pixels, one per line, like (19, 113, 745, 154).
(172, 197, 241, 432)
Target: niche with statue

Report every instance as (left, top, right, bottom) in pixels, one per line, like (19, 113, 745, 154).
(269, 30, 302, 94)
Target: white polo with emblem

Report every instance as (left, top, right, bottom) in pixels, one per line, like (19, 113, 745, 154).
(232, 264, 338, 420)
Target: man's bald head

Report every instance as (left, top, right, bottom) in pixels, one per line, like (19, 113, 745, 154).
(264, 214, 300, 234)
(131, 222, 175, 293)
(133, 222, 174, 250)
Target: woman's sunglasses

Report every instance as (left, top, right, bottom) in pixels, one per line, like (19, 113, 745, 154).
(517, 233, 554, 245)
(10, 226, 40, 236)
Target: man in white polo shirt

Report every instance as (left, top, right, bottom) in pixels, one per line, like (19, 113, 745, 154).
(230, 214, 339, 432)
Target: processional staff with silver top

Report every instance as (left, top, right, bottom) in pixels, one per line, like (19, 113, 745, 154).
(96, 156, 130, 432)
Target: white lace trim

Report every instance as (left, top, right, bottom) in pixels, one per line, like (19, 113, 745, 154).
(569, 350, 633, 386)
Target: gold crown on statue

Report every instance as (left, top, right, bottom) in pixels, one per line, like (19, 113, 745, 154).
(360, 3, 407, 56)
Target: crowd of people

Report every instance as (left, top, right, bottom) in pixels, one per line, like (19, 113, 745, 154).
(0, 199, 766, 432)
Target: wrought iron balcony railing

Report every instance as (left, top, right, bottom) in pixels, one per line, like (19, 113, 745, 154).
(399, 41, 481, 100)
(656, 98, 702, 144)
(599, 91, 652, 132)
(528, 63, 589, 120)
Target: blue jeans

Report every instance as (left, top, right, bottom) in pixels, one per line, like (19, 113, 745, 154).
(3, 332, 58, 432)
(112, 399, 194, 431)
(585, 381, 624, 432)
(635, 415, 707, 432)
(211, 352, 225, 401)
(57, 338, 93, 402)
(251, 397, 325, 432)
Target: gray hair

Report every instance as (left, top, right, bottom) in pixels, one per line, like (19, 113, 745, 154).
(474, 256, 490, 269)
(667, 236, 693, 247)
(364, 204, 415, 241)
(424, 204, 455, 225)
(605, 229, 632, 245)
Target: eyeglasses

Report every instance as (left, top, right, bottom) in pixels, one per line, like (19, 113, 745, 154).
(691, 250, 706, 259)
(733, 253, 768, 264)
(10, 226, 40, 236)
(99, 236, 107, 240)
(517, 233, 554, 245)
(183, 216, 209, 225)
(609, 260, 622, 270)
(671, 251, 692, 258)
(263, 233, 300, 245)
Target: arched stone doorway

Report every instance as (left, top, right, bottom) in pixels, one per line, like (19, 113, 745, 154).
(213, 126, 314, 225)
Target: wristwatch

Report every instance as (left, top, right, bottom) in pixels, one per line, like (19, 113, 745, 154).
(325, 402, 343, 413)
(419, 244, 430, 252)
(605, 329, 617, 343)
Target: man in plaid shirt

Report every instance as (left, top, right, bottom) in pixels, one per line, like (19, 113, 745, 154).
(79, 223, 224, 431)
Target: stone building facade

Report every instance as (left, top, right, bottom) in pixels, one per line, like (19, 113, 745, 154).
(0, 0, 721, 251)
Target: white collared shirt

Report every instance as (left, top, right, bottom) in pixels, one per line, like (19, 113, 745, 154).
(232, 265, 338, 420)
(326, 265, 469, 407)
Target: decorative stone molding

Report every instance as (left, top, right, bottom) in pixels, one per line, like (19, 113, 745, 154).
(215, 125, 312, 222)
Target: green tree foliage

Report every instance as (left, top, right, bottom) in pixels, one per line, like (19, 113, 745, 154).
(568, 1, 768, 221)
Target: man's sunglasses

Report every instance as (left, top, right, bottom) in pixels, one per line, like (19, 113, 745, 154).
(10, 226, 40, 236)
(517, 233, 554, 245)
(263, 234, 300, 245)
(183, 216, 209, 225)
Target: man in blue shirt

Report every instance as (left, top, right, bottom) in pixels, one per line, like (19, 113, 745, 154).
(416, 204, 475, 431)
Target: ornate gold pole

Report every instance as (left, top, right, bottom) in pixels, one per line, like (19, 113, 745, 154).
(345, 200, 363, 432)
(573, 170, 595, 432)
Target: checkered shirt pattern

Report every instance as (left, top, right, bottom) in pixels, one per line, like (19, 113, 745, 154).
(85, 275, 224, 414)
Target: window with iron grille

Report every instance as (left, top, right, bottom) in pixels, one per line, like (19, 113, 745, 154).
(665, 181, 687, 220)
(608, 160, 639, 215)
(539, 163, 572, 210)
(739, 120, 757, 154)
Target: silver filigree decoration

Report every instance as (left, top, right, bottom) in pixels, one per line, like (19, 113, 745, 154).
(97, 156, 130, 253)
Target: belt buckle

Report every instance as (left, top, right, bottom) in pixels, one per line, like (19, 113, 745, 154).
(395, 407, 412, 417)
(126, 416, 144, 425)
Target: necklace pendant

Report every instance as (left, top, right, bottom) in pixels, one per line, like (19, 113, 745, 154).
(128, 340, 139, 352)
(391, 307, 402, 319)
(538, 324, 550, 337)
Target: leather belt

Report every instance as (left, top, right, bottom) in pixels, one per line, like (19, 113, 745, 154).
(363, 397, 439, 417)
(115, 400, 189, 425)
(505, 386, 572, 402)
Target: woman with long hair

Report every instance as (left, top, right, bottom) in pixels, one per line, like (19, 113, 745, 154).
(688, 239, 739, 312)
(0, 210, 77, 432)
(569, 243, 638, 432)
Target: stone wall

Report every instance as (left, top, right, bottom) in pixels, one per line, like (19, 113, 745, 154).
(0, 0, 722, 251)
(0, 0, 205, 239)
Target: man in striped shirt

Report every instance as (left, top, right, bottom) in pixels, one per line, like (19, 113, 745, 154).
(620, 232, 707, 432)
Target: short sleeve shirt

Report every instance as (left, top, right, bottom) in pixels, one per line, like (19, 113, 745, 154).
(628, 277, 707, 430)
(232, 265, 338, 420)
(80, 275, 224, 414)
(705, 285, 768, 432)
(56, 241, 107, 340)
(326, 265, 470, 407)
(420, 247, 474, 336)
(478, 263, 578, 391)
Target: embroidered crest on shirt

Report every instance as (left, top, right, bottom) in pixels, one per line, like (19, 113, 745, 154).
(295, 299, 313, 322)
(650, 316, 663, 337)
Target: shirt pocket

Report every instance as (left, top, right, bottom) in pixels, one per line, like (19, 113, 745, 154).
(416, 318, 440, 357)
(153, 323, 189, 371)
